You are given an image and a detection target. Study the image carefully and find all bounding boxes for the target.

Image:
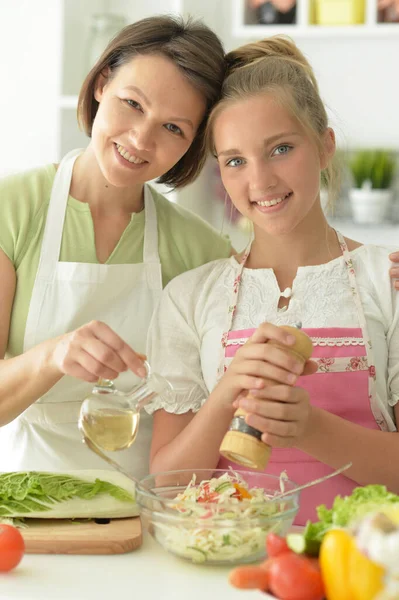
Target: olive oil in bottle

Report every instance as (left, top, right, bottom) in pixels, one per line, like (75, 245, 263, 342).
(79, 366, 173, 454)
(80, 407, 140, 452)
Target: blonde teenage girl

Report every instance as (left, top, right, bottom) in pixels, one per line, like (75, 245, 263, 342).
(147, 36, 399, 523)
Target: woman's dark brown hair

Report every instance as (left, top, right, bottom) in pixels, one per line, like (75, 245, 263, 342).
(78, 15, 226, 188)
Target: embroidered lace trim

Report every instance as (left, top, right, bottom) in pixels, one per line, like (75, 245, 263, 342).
(226, 337, 365, 347)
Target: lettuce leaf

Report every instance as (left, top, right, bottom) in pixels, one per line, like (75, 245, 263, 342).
(296, 485, 399, 556)
(0, 471, 138, 519)
(316, 484, 399, 528)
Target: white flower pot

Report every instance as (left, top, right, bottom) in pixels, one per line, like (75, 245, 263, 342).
(349, 188, 392, 224)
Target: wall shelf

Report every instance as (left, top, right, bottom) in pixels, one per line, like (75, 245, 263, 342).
(232, 0, 399, 38)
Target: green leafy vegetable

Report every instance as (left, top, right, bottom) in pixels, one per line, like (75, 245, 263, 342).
(293, 485, 399, 557)
(0, 471, 138, 519)
(316, 485, 399, 528)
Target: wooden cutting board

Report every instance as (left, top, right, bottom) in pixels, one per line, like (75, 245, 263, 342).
(22, 516, 142, 555)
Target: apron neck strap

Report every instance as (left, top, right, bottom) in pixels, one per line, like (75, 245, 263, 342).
(37, 149, 82, 281)
(142, 185, 160, 264)
(36, 153, 161, 282)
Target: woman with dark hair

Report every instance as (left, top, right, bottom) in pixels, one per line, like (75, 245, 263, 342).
(0, 15, 231, 476)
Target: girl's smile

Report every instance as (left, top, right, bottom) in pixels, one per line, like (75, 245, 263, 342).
(214, 93, 329, 237)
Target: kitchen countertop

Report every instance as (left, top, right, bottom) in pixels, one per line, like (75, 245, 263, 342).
(1, 532, 272, 600)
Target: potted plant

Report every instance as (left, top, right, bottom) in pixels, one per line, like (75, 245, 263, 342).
(348, 149, 396, 224)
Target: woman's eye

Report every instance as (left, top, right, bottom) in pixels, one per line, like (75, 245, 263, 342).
(273, 144, 292, 156)
(126, 99, 142, 111)
(226, 157, 245, 168)
(164, 123, 183, 136)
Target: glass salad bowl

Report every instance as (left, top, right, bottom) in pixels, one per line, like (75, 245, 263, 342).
(136, 468, 300, 566)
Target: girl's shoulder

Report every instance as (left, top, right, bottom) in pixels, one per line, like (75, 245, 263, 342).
(352, 243, 397, 266)
(162, 256, 236, 300)
(351, 243, 397, 296)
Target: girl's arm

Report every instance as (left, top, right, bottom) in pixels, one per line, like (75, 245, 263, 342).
(295, 407, 399, 493)
(150, 322, 308, 473)
(0, 249, 145, 426)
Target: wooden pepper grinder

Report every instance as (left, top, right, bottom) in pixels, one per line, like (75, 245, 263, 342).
(219, 325, 313, 470)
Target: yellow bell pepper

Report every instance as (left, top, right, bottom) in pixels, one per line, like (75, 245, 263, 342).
(319, 529, 385, 600)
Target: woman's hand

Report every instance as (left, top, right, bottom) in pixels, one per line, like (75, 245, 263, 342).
(390, 251, 399, 290)
(214, 322, 313, 408)
(49, 320, 147, 382)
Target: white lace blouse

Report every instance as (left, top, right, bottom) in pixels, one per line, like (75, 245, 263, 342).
(146, 245, 399, 431)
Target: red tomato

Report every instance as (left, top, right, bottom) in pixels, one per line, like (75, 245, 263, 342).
(266, 533, 292, 558)
(268, 553, 324, 600)
(0, 525, 25, 572)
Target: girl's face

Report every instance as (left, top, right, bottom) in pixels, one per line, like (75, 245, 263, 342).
(213, 93, 334, 237)
(92, 53, 206, 187)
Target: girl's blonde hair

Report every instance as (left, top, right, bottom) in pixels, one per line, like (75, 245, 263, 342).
(206, 36, 340, 207)
(78, 15, 226, 189)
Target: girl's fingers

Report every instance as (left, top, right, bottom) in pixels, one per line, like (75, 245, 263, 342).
(302, 359, 318, 376)
(238, 343, 304, 375)
(246, 413, 298, 437)
(247, 385, 304, 403)
(248, 322, 296, 346)
(389, 252, 399, 264)
(235, 360, 298, 386)
(261, 432, 296, 448)
(240, 396, 304, 422)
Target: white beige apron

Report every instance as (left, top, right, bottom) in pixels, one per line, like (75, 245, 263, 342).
(0, 149, 162, 478)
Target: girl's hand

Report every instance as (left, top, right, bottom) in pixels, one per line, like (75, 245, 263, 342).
(49, 320, 147, 382)
(214, 322, 309, 407)
(234, 379, 315, 448)
(390, 251, 399, 290)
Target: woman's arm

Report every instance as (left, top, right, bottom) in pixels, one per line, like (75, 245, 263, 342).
(0, 248, 145, 426)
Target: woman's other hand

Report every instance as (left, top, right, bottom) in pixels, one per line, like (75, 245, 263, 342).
(390, 251, 399, 290)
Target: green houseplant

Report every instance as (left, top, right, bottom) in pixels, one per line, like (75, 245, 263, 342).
(348, 150, 396, 224)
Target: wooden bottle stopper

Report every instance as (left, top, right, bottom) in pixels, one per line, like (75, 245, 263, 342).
(219, 326, 313, 470)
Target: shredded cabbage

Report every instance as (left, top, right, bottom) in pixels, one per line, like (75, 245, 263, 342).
(153, 470, 293, 564)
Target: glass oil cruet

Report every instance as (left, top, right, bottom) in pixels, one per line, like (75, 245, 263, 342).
(79, 361, 173, 454)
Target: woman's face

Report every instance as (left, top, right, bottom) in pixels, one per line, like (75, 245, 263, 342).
(92, 53, 206, 187)
(213, 93, 334, 237)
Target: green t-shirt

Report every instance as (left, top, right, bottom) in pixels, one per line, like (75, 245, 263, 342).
(0, 164, 231, 358)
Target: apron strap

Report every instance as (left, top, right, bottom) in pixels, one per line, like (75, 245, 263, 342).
(143, 185, 161, 265)
(36, 149, 83, 282)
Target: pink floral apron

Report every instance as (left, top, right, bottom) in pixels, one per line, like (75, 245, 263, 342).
(217, 231, 388, 524)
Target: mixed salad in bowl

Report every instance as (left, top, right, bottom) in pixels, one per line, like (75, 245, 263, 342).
(137, 468, 300, 565)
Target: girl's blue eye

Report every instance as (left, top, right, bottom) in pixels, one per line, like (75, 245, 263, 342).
(273, 144, 292, 156)
(164, 123, 183, 136)
(226, 157, 245, 167)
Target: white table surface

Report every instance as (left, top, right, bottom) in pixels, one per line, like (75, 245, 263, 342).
(1, 533, 273, 600)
